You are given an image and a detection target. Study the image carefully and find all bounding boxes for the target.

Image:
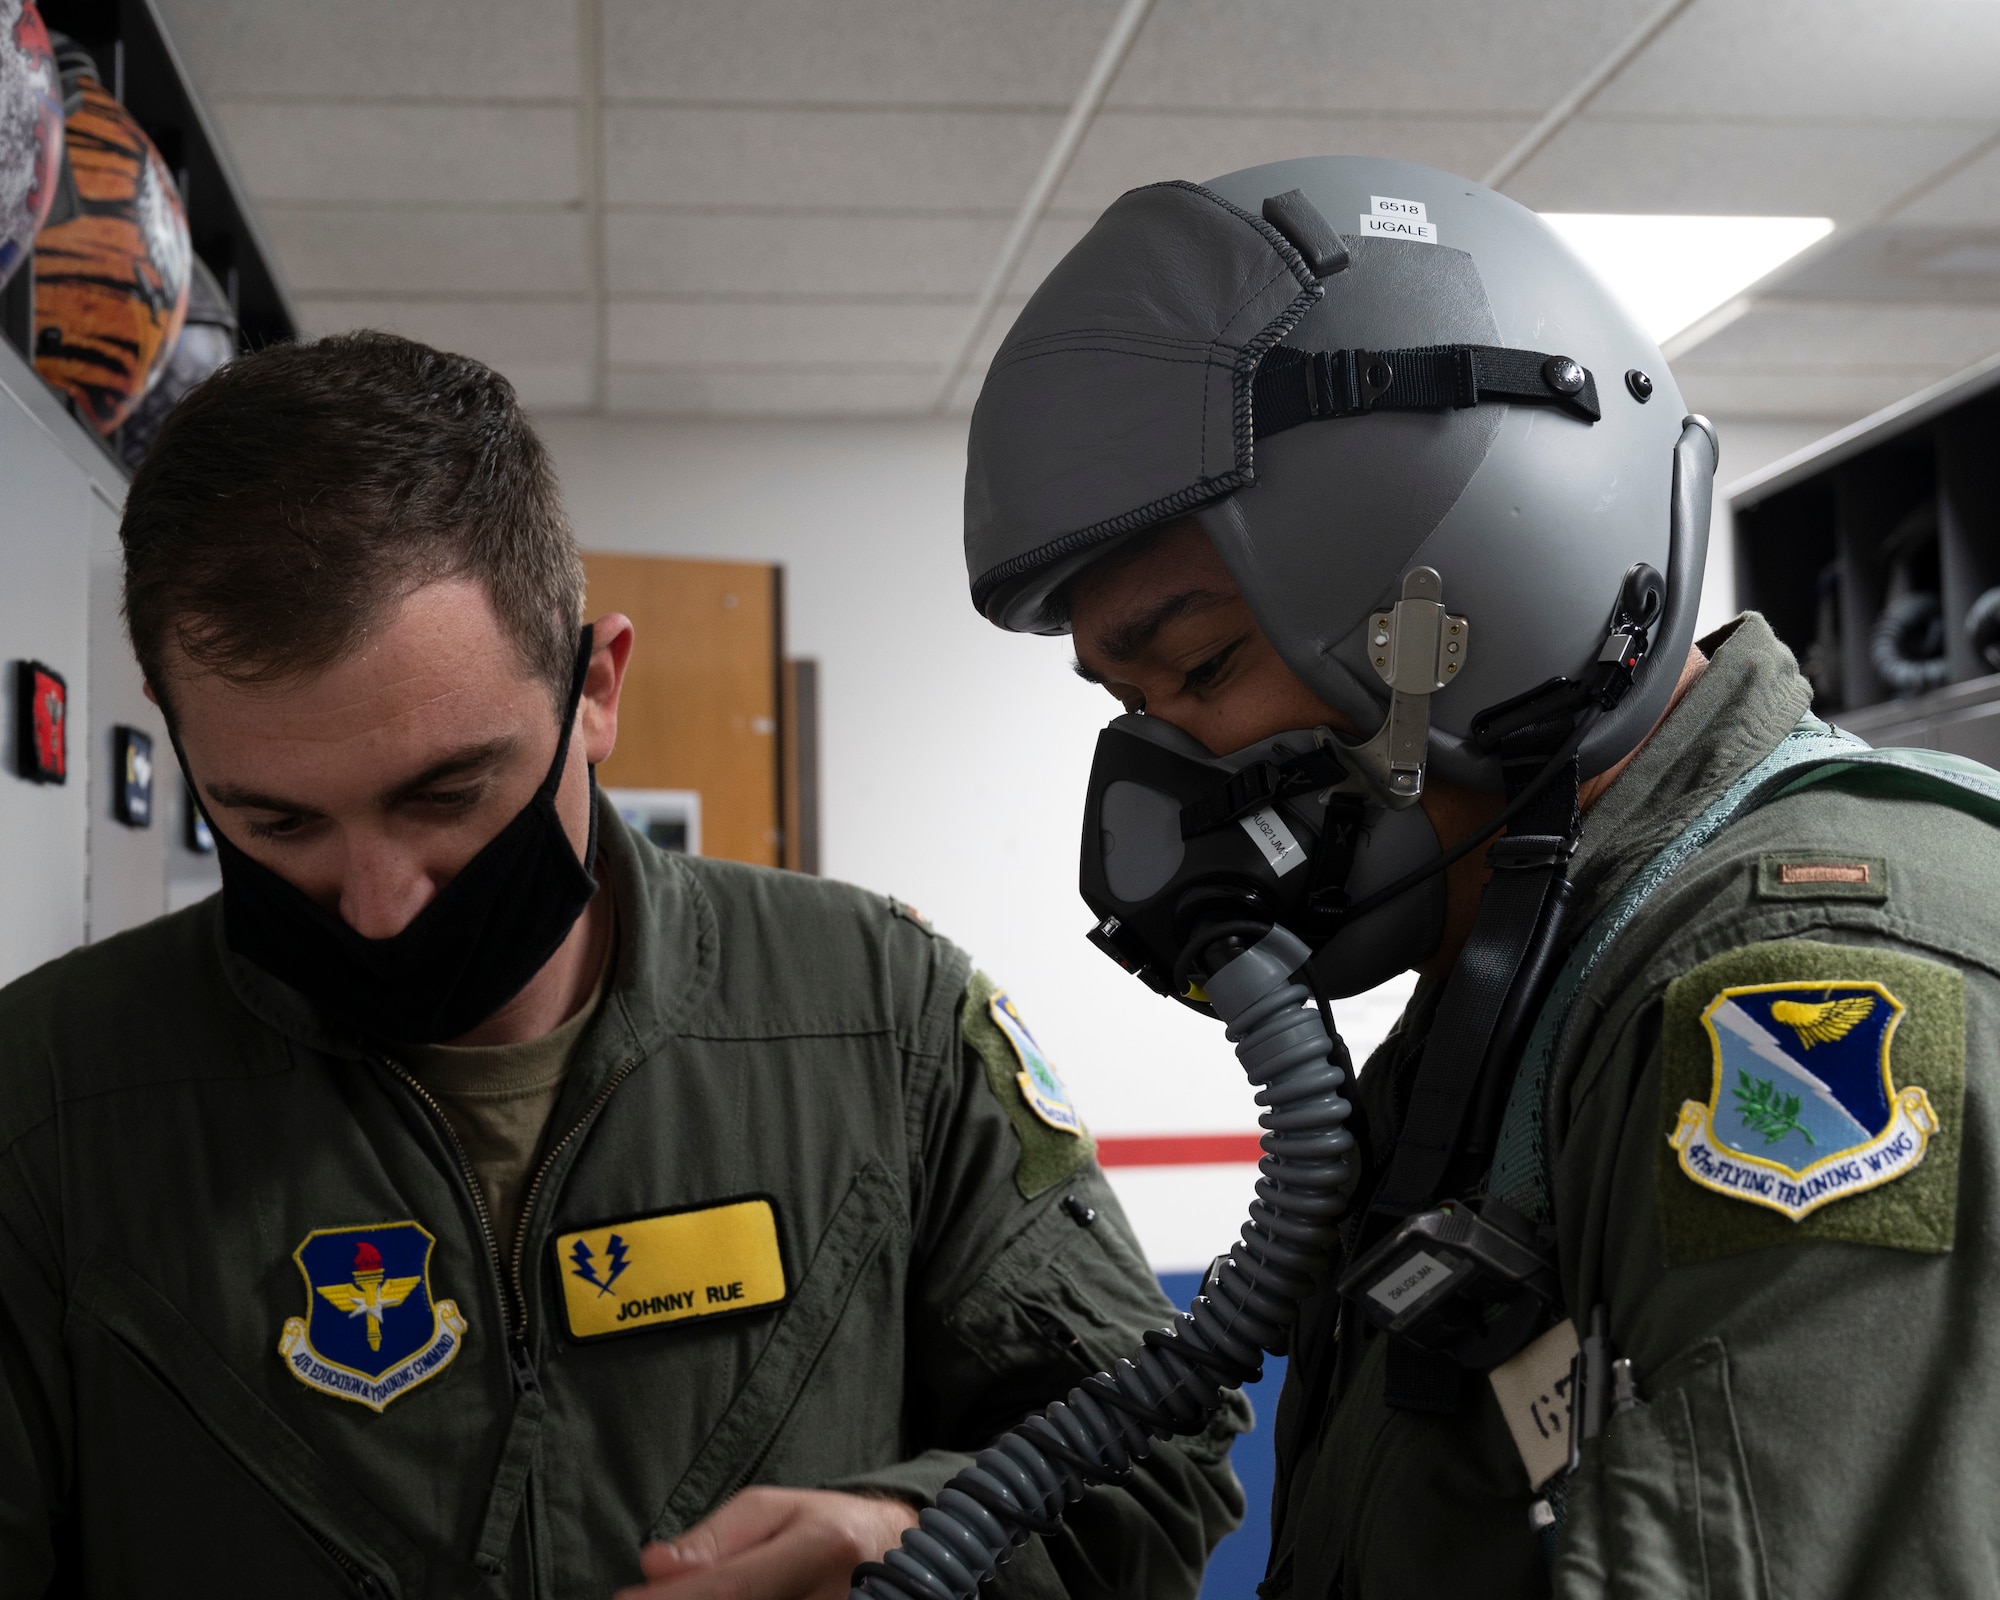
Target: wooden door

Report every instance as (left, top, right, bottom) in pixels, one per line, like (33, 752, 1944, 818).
(583, 553, 782, 866)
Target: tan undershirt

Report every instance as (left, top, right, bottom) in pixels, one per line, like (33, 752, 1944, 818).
(400, 951, 613, 1251)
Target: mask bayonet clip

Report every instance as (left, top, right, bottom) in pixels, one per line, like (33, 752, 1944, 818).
(1336, 566, 1469, 807)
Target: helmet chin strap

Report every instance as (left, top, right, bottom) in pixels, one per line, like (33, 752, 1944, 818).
(1326, 562, 1664, 1413)
(1317, 559, 1663, 932)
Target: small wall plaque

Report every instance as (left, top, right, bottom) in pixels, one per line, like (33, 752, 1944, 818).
(113, 725, 154, 826)
(14, 661, 67, 784)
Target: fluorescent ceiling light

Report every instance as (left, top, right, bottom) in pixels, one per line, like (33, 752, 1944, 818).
(1538, 214, 1834, 343)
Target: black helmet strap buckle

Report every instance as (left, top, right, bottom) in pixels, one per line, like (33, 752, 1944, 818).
(1253, 342, 1603, 438)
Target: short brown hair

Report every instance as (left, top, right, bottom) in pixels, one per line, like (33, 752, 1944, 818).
(121, 330, 585, 715)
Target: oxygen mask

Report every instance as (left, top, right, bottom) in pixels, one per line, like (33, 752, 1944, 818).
(1079, 712, 1446, 1005)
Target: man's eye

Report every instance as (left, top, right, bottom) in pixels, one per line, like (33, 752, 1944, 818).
(415, 787, 479, 811)
(1181, 642, 1241, 693)
(245, 815, 308, 841)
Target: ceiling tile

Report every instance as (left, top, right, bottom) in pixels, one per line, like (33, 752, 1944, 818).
(155, 0, 582, 101)
(1683, 302, 2000, 369)
(295, 297, 593, 407)
(1051, 111, 1528, 215)
(1759, 224, 2000, 307)
(1504, 120, 1976, 219)
(1898, 142, 2000, 227)
(600, 0, 1120, 106)
(165, 0, 2000, 426)
(606, 299, 967, 366)
(943, 368, 985, 415)
(1596, 0, 2000, 124)
(604, 107, 1058, 210)
(607, 212, 1007, 296)
(1106, 0, 1665, 114)
(1675, 367, 1957, 421)
(211, 103, 581, 205)
(606, 367, 935, 417)
(262, 207, 590, 295)
(509, 364, 596, 411)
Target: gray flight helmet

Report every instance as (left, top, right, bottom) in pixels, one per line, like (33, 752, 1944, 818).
(965, 155, 1715, 788)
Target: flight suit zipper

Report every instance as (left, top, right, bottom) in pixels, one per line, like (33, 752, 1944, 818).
(380, 1053, 641, 1584)
(380, 1053, 643, 1377)
(309, 1525, 389, 1598)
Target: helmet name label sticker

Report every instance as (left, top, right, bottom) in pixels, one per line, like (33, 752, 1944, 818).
(1362, 194, 1437, 244)
(1360, 213, 1438, 244)
(1238, 806, 1307, 875)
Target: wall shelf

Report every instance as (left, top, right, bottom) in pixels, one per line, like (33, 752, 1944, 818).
(1730, 354, 2000, 752)
(4, 0, 298, 440)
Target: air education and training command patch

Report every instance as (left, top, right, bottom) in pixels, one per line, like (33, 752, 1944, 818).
(279, 1222, 465, 1412)
(1659, 940, 1964, 1266)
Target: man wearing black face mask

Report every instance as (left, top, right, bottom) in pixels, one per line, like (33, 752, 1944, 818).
(0, 332, 1246, 1600)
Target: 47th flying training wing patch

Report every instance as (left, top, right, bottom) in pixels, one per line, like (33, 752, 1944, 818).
(1658, 939, 1964, 1266)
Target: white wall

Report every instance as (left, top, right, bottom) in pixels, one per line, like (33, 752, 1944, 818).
(540, 410, 1842, 1139)
(543, 416, 1275, 1136)
(0, 388, 93, 986)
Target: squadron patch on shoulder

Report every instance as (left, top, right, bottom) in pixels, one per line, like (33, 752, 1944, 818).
(963, 973, 1094, 1197)
(1658, 940, 1964, 1265)
(279, 1222, 465, 1411)
(990, 990, 1082, 1135)
(1670, 980, 1936, 1219)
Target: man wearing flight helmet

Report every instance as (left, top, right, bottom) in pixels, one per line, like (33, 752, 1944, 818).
(957, 157, 2000, 1596)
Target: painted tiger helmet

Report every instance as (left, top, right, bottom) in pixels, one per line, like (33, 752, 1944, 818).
(120, 252, 237, 469)
(33, 37, 189, 433)
(0, 0, 61, 288)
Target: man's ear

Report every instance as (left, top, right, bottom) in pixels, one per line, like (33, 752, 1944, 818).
(142, 681, 159, 706)
(581, 614, 634, 766)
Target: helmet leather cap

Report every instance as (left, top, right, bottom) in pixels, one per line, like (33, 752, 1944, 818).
(964, 155, 1714, 788)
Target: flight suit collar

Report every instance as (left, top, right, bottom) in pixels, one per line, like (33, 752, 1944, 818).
(214, 786, 720, 1077)
(1567, 611, 1813, 922)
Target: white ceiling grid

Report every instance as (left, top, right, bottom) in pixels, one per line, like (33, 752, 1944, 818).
(154, 0, 2000, 425)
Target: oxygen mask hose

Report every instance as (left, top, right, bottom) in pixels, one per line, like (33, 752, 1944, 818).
(848, 924, 1358, 1600)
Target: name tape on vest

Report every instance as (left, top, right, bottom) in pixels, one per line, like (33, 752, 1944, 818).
(556, 1197, 788, 1340)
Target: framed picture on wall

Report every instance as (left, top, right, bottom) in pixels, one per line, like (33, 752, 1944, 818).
(113, 725, 154, 827)
(14, 660, 67, 784)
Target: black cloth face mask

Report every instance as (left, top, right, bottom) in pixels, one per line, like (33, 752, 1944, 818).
(203, 627, 601, 1045)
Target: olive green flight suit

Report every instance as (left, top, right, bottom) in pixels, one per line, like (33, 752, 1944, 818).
(0, 792, 1244, 1598)
(1267, 614, 2000, 1599)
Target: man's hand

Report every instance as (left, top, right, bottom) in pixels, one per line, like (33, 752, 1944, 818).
(615, 1487, 921, 1600)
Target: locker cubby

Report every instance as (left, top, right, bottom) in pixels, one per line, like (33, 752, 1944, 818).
(1730, 363, 2000, 756)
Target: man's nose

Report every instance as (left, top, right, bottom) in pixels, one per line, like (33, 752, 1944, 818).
(336, 841, 439, 941)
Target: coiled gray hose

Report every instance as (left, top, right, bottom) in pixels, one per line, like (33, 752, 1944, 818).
(1870, 590, 1949, 698)
(849, 925, 1357, 1600)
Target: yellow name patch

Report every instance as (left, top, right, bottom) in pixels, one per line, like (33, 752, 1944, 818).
(556, 1198, 787, 1340)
